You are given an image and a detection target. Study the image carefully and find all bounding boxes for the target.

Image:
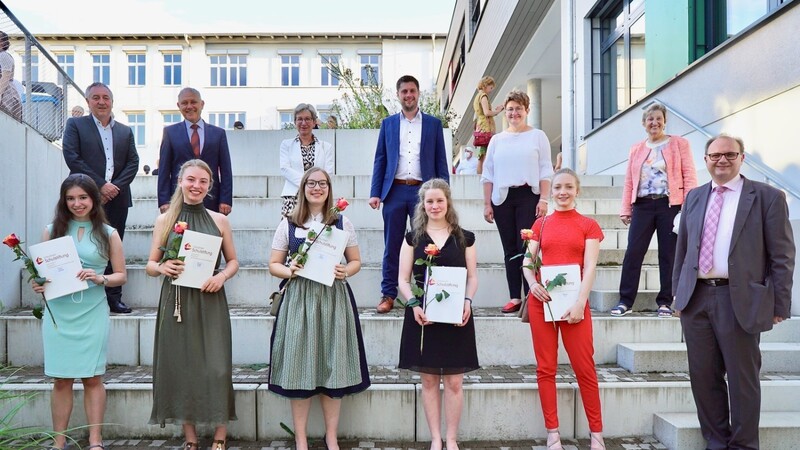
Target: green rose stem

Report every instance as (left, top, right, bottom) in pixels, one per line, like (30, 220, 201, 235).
(3, 235, 57, 328)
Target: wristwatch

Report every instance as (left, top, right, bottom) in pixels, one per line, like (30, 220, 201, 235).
(101, 275, 108, 286)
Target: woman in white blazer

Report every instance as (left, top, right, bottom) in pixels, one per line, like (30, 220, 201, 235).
(279, 103, 335, 216)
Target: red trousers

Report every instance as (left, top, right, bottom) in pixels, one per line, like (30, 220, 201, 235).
(528, 297, 603, 432)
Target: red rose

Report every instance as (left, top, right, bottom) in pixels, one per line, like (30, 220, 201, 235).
(335, 197, 349, 211)
(3, 233, 20, 248)
(520, 229, 535, 241)
(424, 244, 440, 257)
(173, 221, 189, 234)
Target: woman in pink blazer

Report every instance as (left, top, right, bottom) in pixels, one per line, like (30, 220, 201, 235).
(613, 103, 697, 317)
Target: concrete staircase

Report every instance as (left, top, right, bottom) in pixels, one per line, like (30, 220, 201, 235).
(3, 167, 799, 448)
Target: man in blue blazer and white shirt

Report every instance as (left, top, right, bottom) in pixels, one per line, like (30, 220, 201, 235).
(157, 87, 233, 214)
(673, 134, 795, 450)
(63, 82, 139, 314)
(369, 75, 450, 313)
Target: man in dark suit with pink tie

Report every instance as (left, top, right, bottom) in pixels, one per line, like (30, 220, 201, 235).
(369, 75, 450, 313)
(673, 134, 795, 450)
(157, 87, 233, 214)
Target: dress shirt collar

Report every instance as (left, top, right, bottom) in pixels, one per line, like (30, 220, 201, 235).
(401, 109, 422, 123)
(184, 119, 205, 133)
(91, 114, 115, 129)
(711, 174, 744, 193)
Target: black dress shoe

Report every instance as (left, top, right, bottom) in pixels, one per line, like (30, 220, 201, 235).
(109, 299, 132, 314)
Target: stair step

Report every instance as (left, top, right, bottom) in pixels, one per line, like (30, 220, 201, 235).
(121, 228, 655, 265)
(125, 198, 624, 229)
(130, 174, 624, 201)
(653, 411, 800, 450)
(589, 289, 660, 312)
(2, 365, 798, 441)
(617, 342, 800, 373)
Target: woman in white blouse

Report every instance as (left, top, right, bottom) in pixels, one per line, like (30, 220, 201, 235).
(481, 90, 554, 314)
(279, 103, 335, 216)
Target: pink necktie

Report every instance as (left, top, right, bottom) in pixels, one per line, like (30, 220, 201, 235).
(190, 124, 201, 158)
(699, 186, 727, 273)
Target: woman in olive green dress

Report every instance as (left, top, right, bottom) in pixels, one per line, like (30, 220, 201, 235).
(146, 160, 239, 450)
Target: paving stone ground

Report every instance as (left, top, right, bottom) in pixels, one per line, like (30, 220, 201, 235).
(59, 437, 670, 450)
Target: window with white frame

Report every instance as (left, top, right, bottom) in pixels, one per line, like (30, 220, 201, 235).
(162, 112, 182, 125)
(22, 53, 40, 82)
(209, 112, 246, 130)
(163, 53, 182, 85)
(56, 53, 74, 84)
(91, 53, 111, 84)
(127, 53, 146, 86)
(210, 54, 247, 87)
(320, 54, 339, 86)
(281, 55, 300, 86)
(359, 54, 380, 86)
(127, 113, 146, 146)
(279, 111, 294, 129)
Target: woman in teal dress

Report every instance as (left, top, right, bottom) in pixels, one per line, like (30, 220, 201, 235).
(268, 167, 369, 450)
(146, 160, 239, 450)
(31, 174, 127, 450)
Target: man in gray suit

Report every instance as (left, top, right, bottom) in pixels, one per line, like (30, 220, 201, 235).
(673, 134, 795, 450)
(63, 82, 139, 314)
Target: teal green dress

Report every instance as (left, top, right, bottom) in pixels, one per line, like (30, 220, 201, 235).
(42, 221, 114, 378)
(150, 203, 236, 426)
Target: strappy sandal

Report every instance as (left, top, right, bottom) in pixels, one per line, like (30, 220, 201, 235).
(87, 445, 105, 450)
(212, 439, 226, 450)
(610, 302, 631, 316)
(658, 304, 674, 318)
(183, 442, 199, 450)
(546, 429, 563, 450)
(590, 432, 606, 449)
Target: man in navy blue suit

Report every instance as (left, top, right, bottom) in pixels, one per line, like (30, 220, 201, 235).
(369, 75, 450, 313)
(157, 87, 233, 214)
(63, 82, 139, 313)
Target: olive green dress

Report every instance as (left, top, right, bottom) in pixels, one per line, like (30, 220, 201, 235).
(149, 202, 236, 426)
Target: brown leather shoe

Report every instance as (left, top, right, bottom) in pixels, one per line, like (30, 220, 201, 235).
(377, 295, 394, 314)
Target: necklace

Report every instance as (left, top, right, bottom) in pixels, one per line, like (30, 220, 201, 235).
(428, 225, 449, 231)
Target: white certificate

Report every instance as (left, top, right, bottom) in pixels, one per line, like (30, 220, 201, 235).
(296, 222, 348, 287)
(423, 266, 467, 324)
(28, 236, 88, 301)
(539, 264, 581, 322)
(173, 230, 223, 289)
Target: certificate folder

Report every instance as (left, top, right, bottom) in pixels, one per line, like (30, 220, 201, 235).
(296, 222, 348, 287)
(539, 264, 581, 322)
(173, 230, 223, 289)
(28, 236, 88, 300)
(423, 266, 467, 324)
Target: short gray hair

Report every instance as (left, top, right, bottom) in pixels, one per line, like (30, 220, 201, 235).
(85, 82, 113, 100)
(642, 103, 667, 123)
(294, 103, 318, 121)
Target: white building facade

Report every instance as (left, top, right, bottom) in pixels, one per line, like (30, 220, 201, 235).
(11, 32, 444, 167)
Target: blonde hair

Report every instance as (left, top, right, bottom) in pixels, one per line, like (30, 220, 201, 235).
(477, 76, 495, 91)
(160, 160, 214, 244)
(642, 103, 667, 123)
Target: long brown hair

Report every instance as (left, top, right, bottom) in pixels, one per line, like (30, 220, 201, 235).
(411, 178, 466, 248)
(289, 167, 336, 228)
(51, 174, 110, 258)
(159, 159, 214, 244)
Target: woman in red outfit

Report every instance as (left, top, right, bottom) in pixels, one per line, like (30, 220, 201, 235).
(522, 168, 605, 450)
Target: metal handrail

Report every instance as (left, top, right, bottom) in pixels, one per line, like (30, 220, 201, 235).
(646, 97, 800, 201)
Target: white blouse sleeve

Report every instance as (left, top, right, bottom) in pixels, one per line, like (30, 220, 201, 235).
(342, 215, 359, 247)
(272, 218, 290, 251)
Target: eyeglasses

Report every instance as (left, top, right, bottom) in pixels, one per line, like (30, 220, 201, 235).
(295, 117, 315, 123)
(706, 152, 742, 161)
(305, 180, 329, 189)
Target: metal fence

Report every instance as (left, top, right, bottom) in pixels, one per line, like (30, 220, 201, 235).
(1, 1, 84, 144)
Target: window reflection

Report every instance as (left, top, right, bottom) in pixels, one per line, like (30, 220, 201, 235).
(629, 15, 646, 104)
(727, 0, 767, 36)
